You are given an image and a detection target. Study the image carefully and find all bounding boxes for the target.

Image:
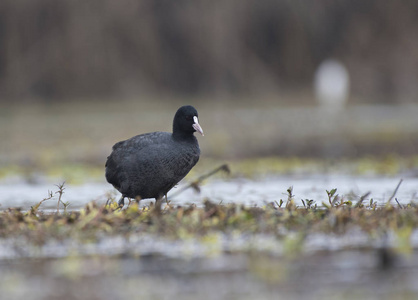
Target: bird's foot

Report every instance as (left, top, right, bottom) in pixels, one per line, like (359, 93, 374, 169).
(118, 196, 125, 208)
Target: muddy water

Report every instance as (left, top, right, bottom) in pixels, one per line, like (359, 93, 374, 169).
(0, 174, 416, 210)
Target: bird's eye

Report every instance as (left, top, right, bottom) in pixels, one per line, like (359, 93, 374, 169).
(185, 115, 193, 121)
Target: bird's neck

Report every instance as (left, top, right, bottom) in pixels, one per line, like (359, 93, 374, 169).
(172, 130, 195, 142)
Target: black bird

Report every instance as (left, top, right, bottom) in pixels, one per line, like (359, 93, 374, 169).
(105, 105, 204, 208)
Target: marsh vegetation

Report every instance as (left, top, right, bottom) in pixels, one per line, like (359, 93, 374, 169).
(1, 178, 418, 299)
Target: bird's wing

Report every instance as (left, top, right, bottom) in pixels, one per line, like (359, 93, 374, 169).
(114, 132, 171, 151)
(105, 132, 171, 166)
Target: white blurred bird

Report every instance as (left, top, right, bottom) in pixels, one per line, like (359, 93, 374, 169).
(314, 59, 350, 110)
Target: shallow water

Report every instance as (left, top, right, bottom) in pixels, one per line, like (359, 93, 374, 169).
(0, 174, 416, 210)
(1, 251, 418, 300)
(1, 174, 418, 299)
(2, 173, 415, 260)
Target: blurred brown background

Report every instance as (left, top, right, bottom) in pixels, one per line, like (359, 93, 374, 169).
(1, 0, 418, 168)
(1, 0, 417, 102)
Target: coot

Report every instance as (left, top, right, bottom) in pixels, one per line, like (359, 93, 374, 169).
(105, 105, 204, 208)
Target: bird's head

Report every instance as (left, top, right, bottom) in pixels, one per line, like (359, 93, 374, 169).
(173, 105, 204, 137)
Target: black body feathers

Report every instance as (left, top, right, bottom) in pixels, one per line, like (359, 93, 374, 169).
(105, 105, 202, 201)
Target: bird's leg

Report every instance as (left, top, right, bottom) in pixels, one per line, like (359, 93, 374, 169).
(165, 194, 168, 203)
(154, 196, 163, 214)
(118, 196, 125, 208)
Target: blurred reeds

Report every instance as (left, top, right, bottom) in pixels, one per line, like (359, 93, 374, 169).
(0, 0, 417, 102)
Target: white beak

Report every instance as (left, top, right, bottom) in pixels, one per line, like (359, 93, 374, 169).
(192, 116, 204, 136)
